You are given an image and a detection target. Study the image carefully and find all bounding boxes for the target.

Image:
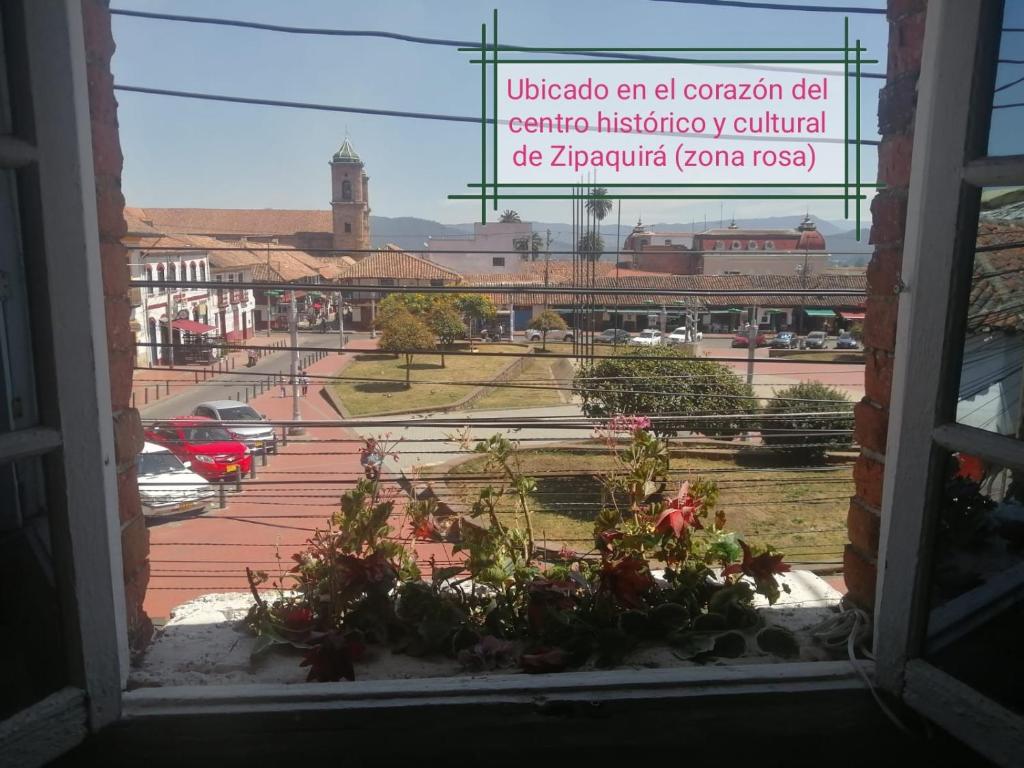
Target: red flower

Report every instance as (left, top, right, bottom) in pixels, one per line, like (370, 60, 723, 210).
(599, 556, 654, 609)
(279, 606, 314, 630)
(526, 579, 576, 632)
(411, 517, 442, 541)
(557, 545, 577, 562)
(722, 540, 790, 581)
(653, 482, 704, 538)
(597, 530, 623, 552)
(956, 453, 985, 483)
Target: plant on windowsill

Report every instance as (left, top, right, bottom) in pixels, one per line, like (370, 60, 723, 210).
(244, 423, 792, 681)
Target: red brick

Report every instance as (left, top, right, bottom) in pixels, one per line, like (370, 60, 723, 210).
(121, 512, 150, 575)
(112, 408, 144, 467)
(81, 0, 117, 64)
(862, 295, 899, 353)
(853, 456, 886, 511)
(887, 0, 926, 22)
(887, 12, 926, 76)
(94, 174, 127, 241)
(869, 190, 908, 247)
(866, 245, 903, 296)
(854, 398, 889, 455)
(100, 242, 130, 298)
(878, 73, 919, 136)
(864, 348, 895, 408)
(843, 545, 878, 610)
(848, 497, 882, 557)
(118, 466, 141, 525)
(877, 134, 914, 189)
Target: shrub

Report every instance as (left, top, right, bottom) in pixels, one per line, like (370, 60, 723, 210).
(574, 346, 757, 437)
(378, 310, 436, 387)
(760, 381, 854, 461)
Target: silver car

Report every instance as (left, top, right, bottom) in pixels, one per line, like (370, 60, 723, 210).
(137, 442, 216, 518)
(193, 399, 278, 453)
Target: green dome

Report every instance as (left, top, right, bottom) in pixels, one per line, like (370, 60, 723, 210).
(332, 138, 361, 163)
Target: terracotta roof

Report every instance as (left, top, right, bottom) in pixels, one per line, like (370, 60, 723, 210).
(969, 221, 1024, 330)
(459, 262, 666, 285)
(127, 207, 332, 237)
(336, 247, 462, 283)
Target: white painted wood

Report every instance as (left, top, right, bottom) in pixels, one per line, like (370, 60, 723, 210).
(904, 659, 1024, 766)
(926, 561, 1024, 654)
(123, 661, 868, 718)
(0, 134, 36, 169)
(22, 0, 126, 726)
(874, 0, 984, 694)
(0, 687, 87, 768)
(932, 422, 1024, 471)
(963, 154, 1024, 187)
(0, 426, 61, 462)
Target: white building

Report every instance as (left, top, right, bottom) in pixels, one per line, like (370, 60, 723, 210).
(423, 222, 535, 274)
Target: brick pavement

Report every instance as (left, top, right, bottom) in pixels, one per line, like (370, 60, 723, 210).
(143, 338, 458, 620)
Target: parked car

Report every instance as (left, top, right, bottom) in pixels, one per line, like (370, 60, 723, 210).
(136, 441, 216, 518)
(769, 331, 799, 349)
(145, 417, 252, 481)
(731, 332, 769, 348)
(805, 331, 829, 349)
(525, 327, 575, 343)
(629, 329, 663, 346)
(836, 332, 859, 349)
(666, 327, 703, 345)
(595, 328, 632, 344)
(193, 399, 277, 453)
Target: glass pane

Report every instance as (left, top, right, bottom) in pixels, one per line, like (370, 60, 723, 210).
(988, 5, 1024, 156)
(956, 186, 1024, 435)
(925, 452, 1024, 715)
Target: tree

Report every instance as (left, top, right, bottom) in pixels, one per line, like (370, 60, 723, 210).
(455, 294, 497, 339)
(578, 231, 605, 262)
(585, 187, 613, 222)
(428, 305, 466, 367)
(528, 309, 567, 351)
(499, 209, 521, 223)
(760, 381, 853, 462)
(574, 347, 757, 437)
(378, 310, 436, 388)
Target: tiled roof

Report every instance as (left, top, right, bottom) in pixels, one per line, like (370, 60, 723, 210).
(459, 262, 666, 286)
(969, 221, 1024, 330)
(126, 207, 332, 236)
(336, 246, 462, 282)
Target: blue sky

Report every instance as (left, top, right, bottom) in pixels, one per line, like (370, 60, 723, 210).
(111, 0, 887, 227)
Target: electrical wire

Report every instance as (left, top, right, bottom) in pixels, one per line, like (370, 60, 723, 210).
(649, 0, 883, 14)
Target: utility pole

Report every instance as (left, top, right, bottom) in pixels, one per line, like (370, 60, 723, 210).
(746, 313, 757, 387)
(544, 228, 552, 311)
(167, 284, 175, 370)
(337, 291, 346, 351)
(289, 290, 304, 435)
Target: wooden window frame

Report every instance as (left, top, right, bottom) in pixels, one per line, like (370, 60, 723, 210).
(873, 1, 1024, 763)
(0, 0, 128, 765)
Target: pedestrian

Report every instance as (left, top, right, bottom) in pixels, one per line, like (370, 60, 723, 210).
(279, 374, 286, 398)
(320, 316, 327, 333)
(300, 369, 309, 396)
(247, 348, 257, 368)
(498, 323, 504, 340)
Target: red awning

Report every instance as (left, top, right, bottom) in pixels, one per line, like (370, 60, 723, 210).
(839, 311, 865, 321)
(167, 319, 218, 334)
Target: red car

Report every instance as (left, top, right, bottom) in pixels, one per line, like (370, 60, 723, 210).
(145, 417, 252, 481)
(731, 332, 769, 348)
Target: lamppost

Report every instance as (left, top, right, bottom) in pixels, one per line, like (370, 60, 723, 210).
(288, 290, 304, 435)
(795, 255, 810, 335)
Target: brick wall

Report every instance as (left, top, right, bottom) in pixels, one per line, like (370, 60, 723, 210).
(844, 0, 927, 608)
(82, 0, 152, 652)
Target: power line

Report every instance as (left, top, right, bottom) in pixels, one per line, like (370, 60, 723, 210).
(109, 6, 885, 79)
(649, 0, 883, 14)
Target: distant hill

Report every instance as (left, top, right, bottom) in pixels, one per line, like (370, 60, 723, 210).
(369, 214, 872, 261)
(827, 228, 873, 266)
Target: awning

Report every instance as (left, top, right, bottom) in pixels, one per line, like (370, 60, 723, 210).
(711, 307, 746, 313)
(802, 309, 837, 318)
(839, 311, 866, 320)
(763, 308, 787, 314)
(166, 319, 217, 334)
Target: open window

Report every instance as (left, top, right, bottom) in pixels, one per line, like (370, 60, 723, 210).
(875, 1, 1024, 762)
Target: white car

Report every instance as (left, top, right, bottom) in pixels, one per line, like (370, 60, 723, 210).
(666, 327, 703, 344)
(137, 441, 216, 518)
(629, 329, 663, 346)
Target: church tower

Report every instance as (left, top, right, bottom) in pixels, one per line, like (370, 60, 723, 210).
(330, 138, 370, 252)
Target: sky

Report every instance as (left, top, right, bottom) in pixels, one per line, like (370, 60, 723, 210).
(111, 0, 888, 228)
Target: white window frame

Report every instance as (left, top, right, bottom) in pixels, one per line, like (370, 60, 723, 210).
(874, 1, 1024, 763)
(0, 1, 127, 765)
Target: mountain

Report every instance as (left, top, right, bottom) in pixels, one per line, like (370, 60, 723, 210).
(827, 228, 873, 266)
(369, 214, 871, 261)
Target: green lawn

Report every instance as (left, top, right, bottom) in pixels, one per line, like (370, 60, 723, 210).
(444, 448, 852, 565)
(468, 355, 568, 411)
(333, 346, 527, 416)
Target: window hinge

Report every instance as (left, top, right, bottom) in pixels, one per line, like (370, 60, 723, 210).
(893, 278, 906, 295)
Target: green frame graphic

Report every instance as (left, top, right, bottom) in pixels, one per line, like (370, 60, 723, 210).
(451, 10, 877, 237)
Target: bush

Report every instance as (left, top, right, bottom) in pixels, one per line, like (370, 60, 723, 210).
(760, 381, 854, 461)
(574, 346, 757, 437)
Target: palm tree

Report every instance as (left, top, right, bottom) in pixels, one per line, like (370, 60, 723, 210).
(530, 231, 544, 261)
(499, 209, 521, 223)
(578, 231, 605, 262)
(585, 187, 613, 223)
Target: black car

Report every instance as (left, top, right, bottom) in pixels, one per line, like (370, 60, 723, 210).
(596, 328, 631, 344)
(769, 332, 798, 349)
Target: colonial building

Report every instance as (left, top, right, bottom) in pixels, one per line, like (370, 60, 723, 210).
(624, 215, 832, 278)
(423, 221, 535, 274)
(125, 139, 371, 256)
